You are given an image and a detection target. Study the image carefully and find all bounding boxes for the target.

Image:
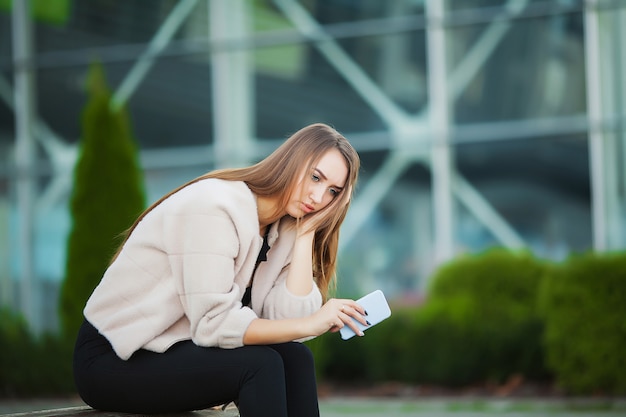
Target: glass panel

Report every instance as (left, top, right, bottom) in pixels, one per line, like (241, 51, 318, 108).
(337, 156, 433, 300)
(5, 0, 626, 330)
(449, 5, 586, 123)
(456, 134, 591, 259)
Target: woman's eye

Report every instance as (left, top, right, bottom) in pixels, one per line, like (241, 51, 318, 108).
(311, 174, 320, 182)
(329, 188, 338, 197)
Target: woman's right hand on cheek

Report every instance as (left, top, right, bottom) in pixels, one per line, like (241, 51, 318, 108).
(296, 216, 321, 238)
(306, 298, 369, 337)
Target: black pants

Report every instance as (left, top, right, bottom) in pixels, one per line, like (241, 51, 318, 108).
(73, 320, 320, 417)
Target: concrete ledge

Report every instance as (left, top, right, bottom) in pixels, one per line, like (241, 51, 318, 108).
(0, 405, 239, 417)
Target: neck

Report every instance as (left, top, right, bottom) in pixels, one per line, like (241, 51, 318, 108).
(256, 195, 283, 231)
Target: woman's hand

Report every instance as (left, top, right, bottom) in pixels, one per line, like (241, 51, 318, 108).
(306, 298, 369, 337)
(296, 216, 321, 238)
(243, 298, 369, 345)
(298, 184, 353, 236)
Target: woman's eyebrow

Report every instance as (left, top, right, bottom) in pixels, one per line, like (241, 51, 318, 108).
(315, 168, 344, 190)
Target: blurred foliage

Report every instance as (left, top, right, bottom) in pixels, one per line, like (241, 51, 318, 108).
(311, 248, 551, 387)
(0, 0, 71, 25)
(59, 62, 146, 342)
(0, 307, 73, 397)
(539, 251, 626, 395)
(421, 249, 550, 384)
(252, 0, 304, 78)
(2, 61, 145, 399)
(4, 247, 626, 396)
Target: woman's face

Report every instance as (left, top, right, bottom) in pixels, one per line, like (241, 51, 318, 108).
(286, 148, 349, 219)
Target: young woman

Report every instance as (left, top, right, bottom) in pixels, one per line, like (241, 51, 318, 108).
(73, 123, 367, 417)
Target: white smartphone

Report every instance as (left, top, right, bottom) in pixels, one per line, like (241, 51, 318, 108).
(340, 290, 392, 340)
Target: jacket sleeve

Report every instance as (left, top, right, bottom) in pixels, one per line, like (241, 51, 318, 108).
(262, 268, 323, 342)
(163, 210, 258, 349)
(261, 266, 323, 321)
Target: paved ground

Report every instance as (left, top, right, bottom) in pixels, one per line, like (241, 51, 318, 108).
(1, 397, 626, 416)
(319, 398, 626, 416)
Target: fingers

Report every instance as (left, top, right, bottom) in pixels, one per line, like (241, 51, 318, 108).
(330, 299, 370, 337)
(338, 301, 368, 322)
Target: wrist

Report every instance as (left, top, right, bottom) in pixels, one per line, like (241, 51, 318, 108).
(299, 315, 316, 338)
(296, 228, 315, 242)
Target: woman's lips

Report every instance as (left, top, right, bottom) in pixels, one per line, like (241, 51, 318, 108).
(301, 202, 314, 213)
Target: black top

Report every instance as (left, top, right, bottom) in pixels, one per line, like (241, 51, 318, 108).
(241, 225, 272, 307)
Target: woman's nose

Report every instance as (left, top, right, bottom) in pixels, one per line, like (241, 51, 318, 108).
(310, 185, 324, 203)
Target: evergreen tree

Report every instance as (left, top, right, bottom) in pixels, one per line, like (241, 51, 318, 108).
(59, 63, 145, 340)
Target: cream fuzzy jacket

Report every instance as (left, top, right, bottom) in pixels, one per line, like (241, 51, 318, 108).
(84, 179, 323, 360)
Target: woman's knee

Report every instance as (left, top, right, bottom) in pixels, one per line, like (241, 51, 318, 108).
(291, 342, 315, 365)
(244, 345, 286, 378)
(272, 342, 316, 370)
(237, 346, 288, 414)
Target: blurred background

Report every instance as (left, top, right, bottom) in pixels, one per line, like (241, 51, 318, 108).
(0, 0, 625, 340)
(2, 0, 626, 401)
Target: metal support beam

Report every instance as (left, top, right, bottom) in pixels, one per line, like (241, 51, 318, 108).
(426, 0, 455, 264)
(0, 71, 75, 212)
(445, 0, 529, 106)
(12, 0, 39, 332)
(618, 6, 626, 249)
(584, 0, 626, 250)
(210, 0, 254, 168)
(584, 0, 608, 251)
(272, 0, 409, 129)
(275, 0, 527, 269)
(0, 74, 13, 308)
(111, 0, 199, 111)
(453, 175, 525, 248)
(33, 132, 76, 213)
(603, 5, 626, 249)
(339, 151, 412, 250)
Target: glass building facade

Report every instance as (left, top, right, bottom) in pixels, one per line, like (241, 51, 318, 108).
(1, 0, 625, 333)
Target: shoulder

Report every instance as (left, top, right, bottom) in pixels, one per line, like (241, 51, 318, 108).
(164, 179, 255, 215)
(186, 178, 252, 200)
(154, 179, 259, 251)
(159, 179, 259, 244)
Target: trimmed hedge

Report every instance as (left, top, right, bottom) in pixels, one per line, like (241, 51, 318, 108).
(312, 248, 550, 386)
(540, 251, 626, 395)
(4, 249, 625, 395)
(422, 249, 550, 384)
(0, 308, 73, 397)
(308, 307, 416, 384)
(313, 249, 626, 395)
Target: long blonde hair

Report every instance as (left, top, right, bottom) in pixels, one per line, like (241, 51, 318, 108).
(113, 123, 359, 300)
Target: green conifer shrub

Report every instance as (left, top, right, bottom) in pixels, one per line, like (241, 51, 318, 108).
(59, 63, 145, 342)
